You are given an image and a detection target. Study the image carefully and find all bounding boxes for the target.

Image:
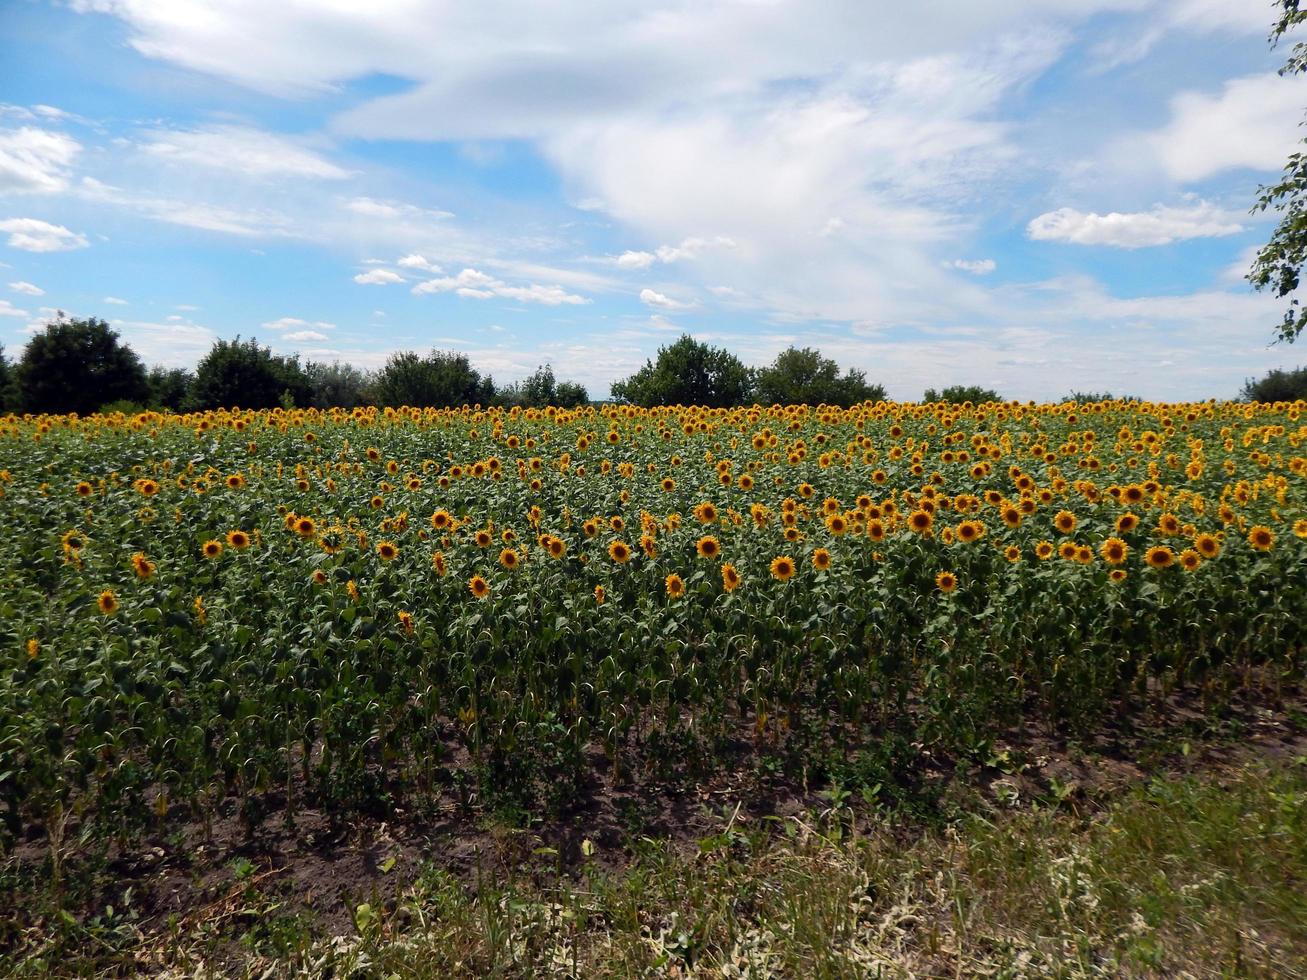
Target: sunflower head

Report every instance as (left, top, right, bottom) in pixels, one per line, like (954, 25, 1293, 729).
(227, 530, 250, 549)
(721, 563, 741, 592)
(377, 541, 399, 561)
(97, 589, 119, 615)
(769, 555, 796, 581)
(468, 575, 490, 598)
(201, 539, 223, 559)
(812, 548, 832, 571)
(1145, 545, 1175, 569)
(665, 573, 686, 598)
(1247, 525, 1275, 551)
(934, 571, 958, 593)
(608, 540, 632, 564)
(696, 535, 721, 560)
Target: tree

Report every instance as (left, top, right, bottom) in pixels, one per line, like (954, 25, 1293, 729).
(304, 360, 373, 408)
(187, 337, 312, 411)
(371, 349, 495, 408)
(0, 344, 12, 411)
(498, 364, 589, 408)
(14, 315, 149, 414)
(610, 334, 755, 407)
(755, 346, 885, 406)
(1249, 3, 1307, 341)
(1241, 365, 1307, 401)
(922, 384, 1002, 405)
(146, 366, 194, 411)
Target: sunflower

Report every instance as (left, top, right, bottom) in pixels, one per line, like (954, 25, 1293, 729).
(721, 563, 741, 592)
(769, 555, 796, 581)
(1145, 545, 1175, 569)
(935, 571, 958, 593)
(1058, 541, 1078, 561)
(468, 575, 490, 599)
(1247, 525, 1275, 551)
(134, 478, 160, 497)
(1194, 533, 1221, 558)
(594, 584, 605, 604)
(908, 509, 933, 533)
(430, 509, 452, 530)
(812, 548, 832, 571)
(1035, 542, 1053, 561)
(201, 539, 224, 559)
(697, 535, 721, 560)
(610, 515, 625, 532)
(695, 502, 719, 524)
(608, 540, 632, 563)
(432, 551, 448, 576)
(1053, 510, 1076, 534)
(131, 552, 155, 579)
(397, 610, 415, 635)
(826, 514, 848, 535)
(471, 529, 492, 549)
(1179, 549, 1202, 571)
(499, 547, 520, 569)
(61, 529, 85, 551)
(546, 536, 566, 559)
(957, 520, 984, 543)
(374, 540, 398, 562)
(866, 519, 886, 542)
(640, 534, 658, 559)
(665, 573, 686, 598)
(1115, 513, 1139, 534)
(75, 481, 93, 497)
(1109, 568, 1128, 583)
(226, 529, 251, 550)
(1003, 545, 1021, 563)
(294, 516, 317, 538)
(225, 473, 246, 490)
(1294, 518, 1307, 540)
(312, 569, 329, 585)
(1100, 537, 1128, 565)
(97, 589, 119, 615)
(582, 519, 599, 538)
(661, 477, 676, 492)
(1000, 505, 1022, 528)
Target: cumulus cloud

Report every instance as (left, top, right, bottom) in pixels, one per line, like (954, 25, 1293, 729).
(1147, 73, 1307, 182)
(345, 197, 453, 221)
(0, 127, 80, 194)
(9, 280, 44, 295)
(396, 253, 440, 271)
(413, 267, 589, 305)
(0, 217, 89, 252)
(353, 268, 405, 285)
(283, 329, 329, 342)
(261, 316, 336, 331)
(639, 287, 697, 311)
(950, 259, 996, 274)
(103, 295, 128, 304)
(1026, 202, 1243, 248)
(139, 124, 354, 180)
(0, 298, 28, 317)
(612, 236, 736, 269)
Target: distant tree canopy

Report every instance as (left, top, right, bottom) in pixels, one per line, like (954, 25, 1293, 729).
(0, 344, 13, 411)
(304, 360, 373, 409)
(14, 316, 148, 415)
(755, 346, 885, 407)
(498, 364, 588, 408)
(922, 384, 1002, 405)
(372, 349, 495, 408)
(187, 337, 312, 411)
(1060, 391, 1138, 404)
(146, 366, 194, 412)
(611, 334, 755, 407)
(1241, 366, 1307, 402)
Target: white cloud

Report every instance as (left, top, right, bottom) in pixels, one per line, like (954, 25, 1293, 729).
(950, 258, 996, 274)
(353, 268, 405, 285)
(0, 298, 28, 317)
(103, 295, 128, 304)
(283, 329, 329, 342)
(639, 287, 697, 311)
(0, 127, 80, 194)
(413, 267, 589, 305)
(77, 177, 296, 238)
(139, 124, 353, 180)
(9, 280, 44, 295)
(615, 250, 655, 269)
(0, 217, 89, 252)
(397, 252, 440, 271)
(261, 316, 336, 331)
(1147, 73, 1307, 182)
(345, 197, 453, 221)
(1027, 202, 1243, 248)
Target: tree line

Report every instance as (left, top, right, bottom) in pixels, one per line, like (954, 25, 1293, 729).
(0, 315, 1300, 414)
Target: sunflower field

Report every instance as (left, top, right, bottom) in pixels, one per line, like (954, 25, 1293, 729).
(1, 398, 1304, 848)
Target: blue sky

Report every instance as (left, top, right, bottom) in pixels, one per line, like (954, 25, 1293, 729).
(0, 0, 1304, 400)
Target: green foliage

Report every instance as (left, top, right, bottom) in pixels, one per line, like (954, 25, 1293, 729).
(1060, 391, 1138, 404)
(610, 334, 755, 406)
(498, 364, 588, 408)
(372, 349, 495, 408)
(304, 360, 374, 409)
(922, 384, 1002, 405)
(754, 346, 885, 407)
(13, 316, 149, 415)
(0, 343, 13, 411)
(1249, 2, 1307, 341)
(1241, 365, 1307, 402)
(187, 337, 313, 411)
(146, 366, 194, 412)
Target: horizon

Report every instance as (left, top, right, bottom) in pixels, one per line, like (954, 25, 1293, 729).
(2, 1, 1305, 402)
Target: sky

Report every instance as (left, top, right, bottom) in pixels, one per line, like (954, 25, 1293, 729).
(0, 0, 1304, 402)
